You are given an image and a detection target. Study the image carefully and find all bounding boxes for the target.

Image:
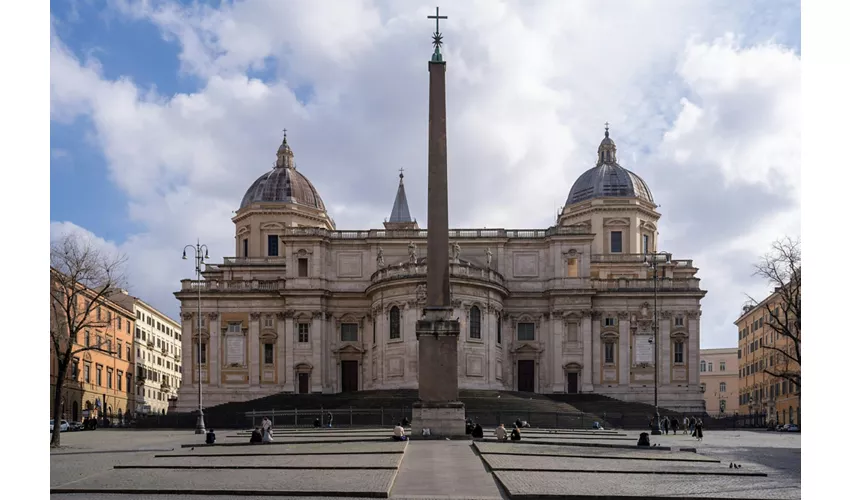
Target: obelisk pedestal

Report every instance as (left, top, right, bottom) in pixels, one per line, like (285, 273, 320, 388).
(411, 15, 466, 438)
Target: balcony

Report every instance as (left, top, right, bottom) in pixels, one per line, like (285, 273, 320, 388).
(179, 279, 285, 292)
(146, 339, 155, 348)
(222, 256, 286, 266)
(174, 354, 181, 362)
(369, 260, 506, 289)
(279, 225, 591, 240)
(590, 253, 693, 268)
(592, 278, 702, 293)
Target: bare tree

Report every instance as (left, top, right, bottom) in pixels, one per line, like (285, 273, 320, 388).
(50, 233, 126, 447)
(746, 236, 801, 391)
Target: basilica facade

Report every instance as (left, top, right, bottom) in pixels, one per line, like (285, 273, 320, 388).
(174, 129, 707, 413)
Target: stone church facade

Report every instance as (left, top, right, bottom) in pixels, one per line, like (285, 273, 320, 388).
(174, 129, 707, 413)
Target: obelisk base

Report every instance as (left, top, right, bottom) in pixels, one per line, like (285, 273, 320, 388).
(412, 308, 465, 438)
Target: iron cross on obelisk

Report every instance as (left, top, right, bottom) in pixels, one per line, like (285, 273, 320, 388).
(428, 6, 447, 35)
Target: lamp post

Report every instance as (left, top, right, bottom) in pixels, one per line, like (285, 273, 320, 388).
(183, 240, 209, 434)
(645, 251, 671, 436)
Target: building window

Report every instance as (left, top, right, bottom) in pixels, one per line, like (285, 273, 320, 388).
(566, 258, 579, 278)
(700, 360, 706, 372)
(96, 366, 103, 386)
(267, 235, 279, 257)
(720, 382, 727, 393)
(674, 316, 684, 327)
(263, 315, 274, 328)
(719, 361, 726, 371)
(737, 349, 741, 359)
(228, 323, 241, 333)
(604, 343, 615, 364)
(610, 231, 623, 253)
(298, 258, 309, 277)
(84, 364, 91, 384)
(517, 322, 535, 341)
(389, 306, 401, 340)
(567, 322, 579, 343)
(71, 358, 79, 379)
(708, 362, 713, 372)
(85, 331, 91, 347)
(117, 370, 123, 391)
(469, 306, 481, 339)
(496, 313, 502, 344)
(107, 310, 112, 322)
(263, 343, 274, 365)
(604, 316, 617, 327)
(642, 234, 650, 254)
(107, 368, 113, 389)
(118, 317, 122, 330)
(341, 323, 358, 342)
(106, 339, 112, 353)
(117, 341, 123, 359)
(673, 341, 684, 364)
(243, 238, 248, 257)
(196, 343, 207, 364)
(372, 319, 377, 344)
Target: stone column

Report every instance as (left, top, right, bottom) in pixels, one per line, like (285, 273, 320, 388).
(581, 312, 593, 392)
(660, 314, 672, 385)
(618, 313, 630, 385)
(283, 312, 295, 392)
(688, 311, 700, 385)
(311, 312, 323, 393)
(276, 313, 286, 389)
(249, 313, 261, 386)
(591, 313, 601, 385)
(180, 312, 196, 394)
(208, 313, 221, 387)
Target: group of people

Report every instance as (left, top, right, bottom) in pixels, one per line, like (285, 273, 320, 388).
(249, 416, 275, 444)
(494, 423, 522, 441)
(654, 415, 705, 440)
(312, 412, 336, 428)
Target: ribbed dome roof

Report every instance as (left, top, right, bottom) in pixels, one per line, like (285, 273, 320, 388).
(565, 129, 654, 206)
(239, 135, 326, 211)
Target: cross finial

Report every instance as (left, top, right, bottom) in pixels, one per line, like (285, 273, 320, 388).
(428, 6, 447, 34)
(283, 128, 288, 140)
(399, 167, 405, 179)
(428, 6, 447, 59)
(604, 122, 609, 137)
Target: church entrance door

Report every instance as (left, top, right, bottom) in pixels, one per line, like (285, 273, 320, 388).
(567, 372, 579, 394)
(341, 360, 359, 393)
(298, 373, 309, 394)
(517, 360, 535, 393)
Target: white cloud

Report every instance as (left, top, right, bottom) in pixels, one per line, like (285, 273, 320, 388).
(51, 0, 800, 348)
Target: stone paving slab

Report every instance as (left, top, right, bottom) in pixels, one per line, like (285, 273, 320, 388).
(521, 434, 634, 441)
(51, 496, 501, 500)
(390, 441, 503, 498)
(477, 437, 668, 449)
(481, 454, 766, 476)
(493, 470, 801, 499)
(51, 469, 397, 497)
(164, 441, 407, 456)
(226, 431, 393, 439)
(120, 454, 403, 468)
(184, 436, 392, 447)
(474, 442, 718, 463)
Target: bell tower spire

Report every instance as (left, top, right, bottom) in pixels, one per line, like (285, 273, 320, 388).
(384, 168, 419, 230)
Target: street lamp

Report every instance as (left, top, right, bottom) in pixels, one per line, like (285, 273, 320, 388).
(183, 240, 209, 434)
(644, 251, 671, 436)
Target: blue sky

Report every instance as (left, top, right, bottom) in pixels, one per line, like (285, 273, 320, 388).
(50, 0, 800, 348)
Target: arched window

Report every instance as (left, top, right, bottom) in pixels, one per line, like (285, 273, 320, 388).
(389, 306, 401, 340)
(700, 360, 706, 372)
(469, 306, 481, 339)
(719, 382, 727, 393)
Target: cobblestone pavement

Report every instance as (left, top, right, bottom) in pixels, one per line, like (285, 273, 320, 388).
(494, 470, 801, 499)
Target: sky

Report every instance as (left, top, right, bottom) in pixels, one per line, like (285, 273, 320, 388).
(49, 0, 801, 349)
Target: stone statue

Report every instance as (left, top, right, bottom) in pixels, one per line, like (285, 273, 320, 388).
(377, 246, 385, 267)
(452, 241, 461, 262)
(408, 241, 417, 263)
(485, 247, 493, 268)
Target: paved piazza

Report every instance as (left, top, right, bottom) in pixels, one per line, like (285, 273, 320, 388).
(51, 427, 800, 499)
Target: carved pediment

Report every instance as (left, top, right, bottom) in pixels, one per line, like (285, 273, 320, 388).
(511, 342, 543, 354)
(260, 329, 278, 340)
(563, 362, 583, 371)
(259, 222, 284, 230)
(333, 343, 365, 355)
(603, 218, 630, 227)
(236, 225, 250, 235)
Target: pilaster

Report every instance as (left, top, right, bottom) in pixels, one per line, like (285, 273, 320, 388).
(275, 312, 286, 389)
(209, 313, 221, 387)
(688, 311, 700, 384)
(283, 313, 295, 392)
(660, 317, 671, 385)
(552, 312, 565, 390)
(249, 313, 261, 385)
(618, 313, 630, 385)
(591, 313, 601, 385)
(581, 312, 593, 392)
(311, 312, 323, 393)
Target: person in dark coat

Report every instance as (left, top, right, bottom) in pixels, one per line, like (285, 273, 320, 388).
(662, 417, 669, 435)
(671, 417, 679, 435)
(466, 418, 475, 435)
(250, 427, 262, 444)
(695, 419, 704, 441)
(326, 412, 334, 428)
(313, 417, 321, 428)
(205, 429, 216, 445)
(472, 423, 484, 439)
(515, 418, 523, 429)
(510, 426, 522, 441)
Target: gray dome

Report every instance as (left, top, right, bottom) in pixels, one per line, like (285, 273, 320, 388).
(239, 136, 326, 211)
(565, 129, 654, 206)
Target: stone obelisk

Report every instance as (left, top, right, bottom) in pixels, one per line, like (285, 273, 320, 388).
(412, 7, 465, 438)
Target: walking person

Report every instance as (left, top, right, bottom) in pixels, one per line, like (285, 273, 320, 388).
(262, 416, 273, 443)
(326, 412, 334, 428)
(683, 416, 689, 433)
(695, 419, 704, 441)
(671, 417, 679, 435)
(663, 417, 669, 435)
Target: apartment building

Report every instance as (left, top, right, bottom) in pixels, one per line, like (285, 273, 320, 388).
(699, 348, 739, 415)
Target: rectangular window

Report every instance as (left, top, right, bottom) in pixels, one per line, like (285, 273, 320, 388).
(228, 323, 242, 333)
(242, 238, 248, 257)
(84, 364, 91, 383)
(267, 234, 279, 257)
(642, 234, 650, 254)
(341, 323, 358, 342)
(118, 317, 122, 330)
(107, 310, 112, 322)
(720, 382, 727, 392)
(107, 368, 113, 389)
(106, 339, 112, 353)
(298, 323, 310, 343)
(707, 362, 713, 372)
(673, 341, 684, 363)
(496, 313, 502, 344)
(610, 231, 623, 253)
(604, 316, 617, 327)
(71, 358, 79, 379)
(298, 258, 309, 277)
(517, 322, 535, 341)
(96, 366, 103, 386)
(566, 258, 578, 278)
(263, 343, 274, 365)
(126, 374, 132, 392)
(117, 370, 123, 391)
(737, 349, 741, 359)
(674, 316, 684, 327)
(85, 331, 91, 347)
(719, 361, 726, 371)
(604, 343, 615, 364)
(567, 322, 579, 343)
(196, 343, 207, 364)
(263, 315, 274, 328)
(372, 319, 377, 344)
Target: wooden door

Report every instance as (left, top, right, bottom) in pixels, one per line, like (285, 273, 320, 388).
(341, 360, 359, 393)
(567, 372, 579, 394)
(517, 360, 535, 393)
(298, 373, 309, 394)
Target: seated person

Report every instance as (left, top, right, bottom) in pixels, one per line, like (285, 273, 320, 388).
(514, 418, 523, 429)
(313, 418, 321, 428)
(472, 423, 484, 439)
(205, 429, 216, 445)
(401, 417, 410, 427)
(494, 423, 508, 442)
(510, 426, 522, 441)
(465, 418, 475, 435)
(250, 427, 263, 444)
(392, 423, 408, 441)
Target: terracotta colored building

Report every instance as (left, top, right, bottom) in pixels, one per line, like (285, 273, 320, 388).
(699, 348, 739, 415)
(735, 287, 801, 425)
(50, 270, 136, 423)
